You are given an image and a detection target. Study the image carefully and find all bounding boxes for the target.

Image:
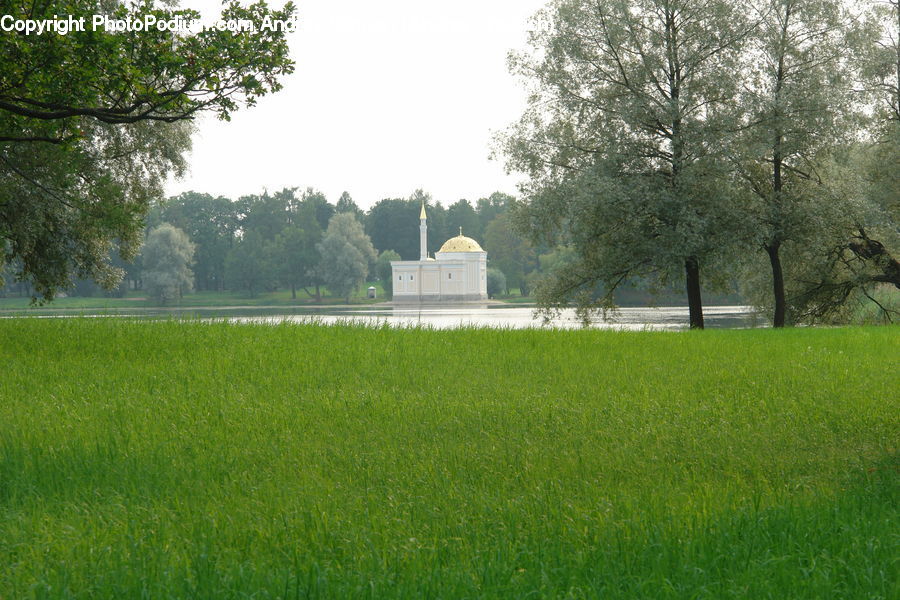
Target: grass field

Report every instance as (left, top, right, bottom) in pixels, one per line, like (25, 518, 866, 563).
(1, 319, 897, 598)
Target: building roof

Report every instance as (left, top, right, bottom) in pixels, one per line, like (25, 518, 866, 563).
(438, 234, 484, 253)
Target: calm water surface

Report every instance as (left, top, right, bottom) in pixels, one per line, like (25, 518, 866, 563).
(228, 304, 758, 330)
(2, 304, 759, 330)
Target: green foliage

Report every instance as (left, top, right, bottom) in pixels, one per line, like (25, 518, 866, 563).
(445, 199, 482, 242)
(297, 187, 335, 232)
(475, 191, 513, 231)
(0, 0, 295, 132)
(149, 188, 332, 300)
(318, 213, 377, 303)
(225, 231, 274, 296)
(152, 192, 238, 291)
(0, 320, 897, 598)
(0, 119, 192, 302)
(272, 226, 319, 299)
(365, 199, 401, 256)
(486, 267, 507, 297)
(502, 0, 748, 328)
(731, 0, 868, 326)
(526, 246, 577, 298)
(141, 223, 195, 304)
(862, 0, 900, 130)
(738, 141, 900, 325)
(484, 212, 536, 296)
(0, 0, 295, 302)
(538, 246, 576, 274)
(376, 250, 401, 298)
(237, 188, 295, 240)
(335, 191, 364, 222)
(366, 195, 430, 259)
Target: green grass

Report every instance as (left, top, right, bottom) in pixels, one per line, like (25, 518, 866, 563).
(496, 289, 534, 303)
(1, 320, 897, 598)
(0, 282, 387, 311)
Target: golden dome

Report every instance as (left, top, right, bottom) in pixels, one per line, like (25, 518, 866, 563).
(439, 234, 484, 253)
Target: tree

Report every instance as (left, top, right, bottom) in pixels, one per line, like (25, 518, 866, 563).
(841, 0, 900, 295)
(226, 187, 332, 299)
(238, 189, 293, 241)
(365, 191, 450, 259)
(225, 231, 275, 297)
(484, 212, 536, 296)
(376, 250, 401, 298)
(0, 1, 294, 139)
(142, 223, 195, 304)
(405, 189, 450, 253)
(298, 188, 335, 232)
(290, 189, 330, 300)
(446, 199, 483, 243)
(422, 197, 450, 256)
(335, 191, 365, 222)
(365, 198, 423, 259)
(318, 213, 377, 303)
(0, 0, 295, 301)
(111, 243, 144, 295)
(154, 192, 238, 291)
(501, 0, 748, 328)
(273, 226, 319, 300)
(732, 0, 866, 326)
(487, 268, 508, 298)
(0, 118, 192, 301)
(768, 0, 900, 323)
(526, 246, 577, 300)
(476, 192, 513, 234)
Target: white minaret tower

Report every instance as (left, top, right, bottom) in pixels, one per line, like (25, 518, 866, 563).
(419, 200, 427, 261)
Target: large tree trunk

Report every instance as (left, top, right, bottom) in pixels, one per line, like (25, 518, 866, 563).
(766, 242, 786, 327)
(766, 11, 789, 327)
(685, 257, 704, 329)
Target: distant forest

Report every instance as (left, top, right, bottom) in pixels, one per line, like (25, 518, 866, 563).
(0, 188, 549, 301)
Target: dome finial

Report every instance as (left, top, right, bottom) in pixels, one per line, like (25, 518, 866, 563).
(459, 226, 463, 236)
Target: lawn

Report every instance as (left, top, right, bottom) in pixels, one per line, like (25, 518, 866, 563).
(1, 319, 897, 598)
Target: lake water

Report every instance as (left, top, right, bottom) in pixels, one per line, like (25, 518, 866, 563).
(2, 304, 760, 330)
(227, 304, 758, 330)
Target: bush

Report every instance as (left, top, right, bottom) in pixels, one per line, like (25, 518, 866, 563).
(487, 268, 507, 298)
(377, 250, 401, 299)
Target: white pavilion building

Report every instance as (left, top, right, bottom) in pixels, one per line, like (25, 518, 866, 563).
(390, 203, 488, 302)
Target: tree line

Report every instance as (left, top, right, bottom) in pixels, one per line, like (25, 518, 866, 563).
(500, 0, 899, 327)
(4, 188, 543, 303)
(3, 0, 895, 325)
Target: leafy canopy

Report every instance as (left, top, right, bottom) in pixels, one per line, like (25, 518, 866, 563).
(0, 0, 296, 301)
(142, 222, 195, 304)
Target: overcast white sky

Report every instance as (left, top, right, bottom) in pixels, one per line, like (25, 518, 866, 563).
(165, 0, 547, 210)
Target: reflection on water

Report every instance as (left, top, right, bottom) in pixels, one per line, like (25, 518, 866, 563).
(229, 304, 758, 330)
(1, 303, 760, 330)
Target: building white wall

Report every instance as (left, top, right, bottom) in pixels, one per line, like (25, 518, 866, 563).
(391, 252, 487, 302)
